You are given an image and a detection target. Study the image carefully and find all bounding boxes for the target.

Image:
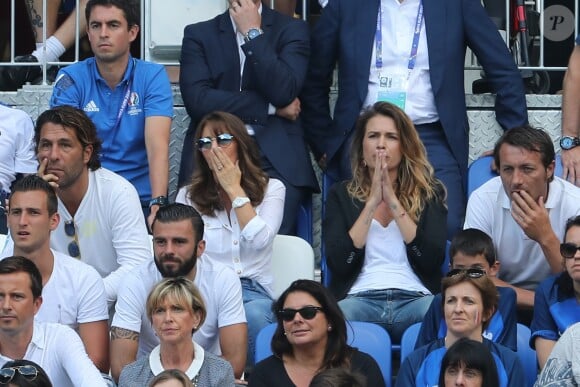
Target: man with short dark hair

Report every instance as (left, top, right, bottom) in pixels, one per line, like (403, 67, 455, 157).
(34, 105, 150, 306)
(1, 175, 109, 372)
(50, 0, 173, 225)
(0, 256, 106, 387)
(110, 203, 247, 382)
(416, 228, 517, 350)
(465, 125, 580, 319)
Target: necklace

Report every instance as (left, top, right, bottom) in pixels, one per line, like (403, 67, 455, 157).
(192, 374, 199, 387)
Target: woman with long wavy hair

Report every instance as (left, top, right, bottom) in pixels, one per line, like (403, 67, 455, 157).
(324, 101, 447, 343)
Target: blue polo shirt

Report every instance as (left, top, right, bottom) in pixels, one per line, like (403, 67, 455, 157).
(50, 56, 173, 201)
(530, 273, 580, 347)
(396, 338, 524, 387)
(416, 286, 518, 351)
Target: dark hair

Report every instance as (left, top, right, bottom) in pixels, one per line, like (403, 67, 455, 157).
(272, 280, 354, 370)
(1, 360, 53, 387)
(85, 0, 140, 28)
(0, 257, 43, 300)
(35, 106, 102, 171)
(449, 228, 497, 267)
(493, 125, 555, 182)
(309, 368, 366, 387)
(187, 111, 268, 216)
(556, 215, 580, 299)
(11, 176, 58, 216)
(441, 273, 498, 331)
(152, 203, 204, 245)
(148, 369, 193, 387)
(438, 338, 499, 387)
(348, 102, 445, 222)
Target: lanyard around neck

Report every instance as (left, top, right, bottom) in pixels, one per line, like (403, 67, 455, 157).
(375, 0, 424, 77)
(110, 58, 136, 141)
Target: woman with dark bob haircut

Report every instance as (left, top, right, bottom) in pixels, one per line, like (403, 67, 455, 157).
(248, 280, 384, 387)
(397, 271, 524, 387)
(438, 338, 500, 387)
(0, 360, 53, 387)
(324, 101, 447, 343)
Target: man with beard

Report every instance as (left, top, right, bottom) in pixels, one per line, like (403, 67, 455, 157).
(110, 203, 247, 383)
(34, 106, 151, 307)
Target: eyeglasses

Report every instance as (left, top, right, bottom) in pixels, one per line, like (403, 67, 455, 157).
(196, 133, 235, 151)
(64, 220, 80, 258)
(561, 243, 580, 259)
(278, 306, 324, 322)
(446, 268, 486, 279)
(0, 365, 38, 384)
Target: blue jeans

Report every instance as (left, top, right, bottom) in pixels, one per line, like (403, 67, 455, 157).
(339, 289, 433, 343)
(241, 278, 274, 366)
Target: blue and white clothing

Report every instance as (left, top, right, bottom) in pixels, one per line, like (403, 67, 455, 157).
(50, 56, 173, 201)
(416, 287, 518, 351)
(396, 338, 525, 387)
(530, 273, 580, 347)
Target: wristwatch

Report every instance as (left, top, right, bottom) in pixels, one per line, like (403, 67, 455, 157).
(149, 196, 168, 208)
(244, 28, 263, 43)
(560, 136, 580, 150)
(232, 197, 251, 209)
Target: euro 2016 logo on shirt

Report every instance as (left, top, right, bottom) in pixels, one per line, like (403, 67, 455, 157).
(127, 91, 142, 116)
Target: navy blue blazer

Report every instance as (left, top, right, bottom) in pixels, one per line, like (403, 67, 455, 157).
(179, 7, 318, 191)
(301, 0, 528, 178)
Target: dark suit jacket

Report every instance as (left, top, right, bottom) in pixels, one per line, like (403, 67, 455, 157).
(301, 0, 528, 179)
(179, 7, 318, 191)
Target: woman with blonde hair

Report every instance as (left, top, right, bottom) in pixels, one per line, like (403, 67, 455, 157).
(119, 278, 235, 386)
(324, 101, 448, 343)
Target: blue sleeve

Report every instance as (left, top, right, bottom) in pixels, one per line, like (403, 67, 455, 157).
(530, 278, 559, 348)
(50, 68, 83, 109)
(500, 347, 526, 387)
(416, 294, 444, 349)
(142, 63, 173, 118)
(495, 287, 517, 351)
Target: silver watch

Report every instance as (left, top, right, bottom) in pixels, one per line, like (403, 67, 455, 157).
(232, 197, 251, 209)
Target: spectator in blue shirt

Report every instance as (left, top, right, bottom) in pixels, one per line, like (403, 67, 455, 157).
(416, 228, 517, 350)
(531, 215, 580, 369)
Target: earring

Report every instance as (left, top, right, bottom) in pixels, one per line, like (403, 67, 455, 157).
(283, 331, 287, 336)
(327, 325, 332, 331)
(362, 160, 367, 167)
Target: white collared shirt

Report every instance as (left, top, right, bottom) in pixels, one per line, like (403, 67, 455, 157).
(364, 0, 438, 124)
(149, 341, 205, 378)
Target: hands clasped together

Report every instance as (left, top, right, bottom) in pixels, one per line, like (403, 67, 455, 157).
(368, 150, 398, 211)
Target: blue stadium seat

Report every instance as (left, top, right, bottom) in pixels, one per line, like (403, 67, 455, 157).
(296, 195, 313, 244)
(516, 323, 538, 387)
(321, 172, 337, 287)
(400, 322, 422, 363)
(255, 321, 392, 387)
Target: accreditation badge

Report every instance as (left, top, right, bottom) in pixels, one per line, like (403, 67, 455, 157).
(377, 73, 408, 110)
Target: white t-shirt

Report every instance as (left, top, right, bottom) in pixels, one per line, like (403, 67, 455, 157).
(0, 321, 106, 387)
(49, 168, 151, 305)
(465, 176, 580, 290)
(0, 249, 108, 328)
(112, 257, 246, 358)
(0, 105, 37, 192)
(176, 179, 285, 296)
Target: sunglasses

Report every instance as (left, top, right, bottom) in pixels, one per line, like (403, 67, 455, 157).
(561, 243, 580, 259)
(278, 306, 324, 322)
(0, 365, 38, 384)
(64, 220, 80, 258)
(446, 268, 486, 279)
(196, 133, 235, 151)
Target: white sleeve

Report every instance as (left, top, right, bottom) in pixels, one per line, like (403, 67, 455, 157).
(215, 267, 247, 328)
(75, 265, 109, 324)
(464, 188, 493, 234)
(14, 111, 38, 174)
(57, 325, 107, 387)
(239, 179, 285, 249)
(104, 181, 151, 304)
(111, 273, 147, 333)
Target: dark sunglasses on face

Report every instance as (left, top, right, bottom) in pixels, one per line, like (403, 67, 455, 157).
(278, 306, 324, 322)
(446, 268, 486, 279)
(561, 243, 580, 259)
(196, 133, 235, 151)
(64, 220, 80, 258)
(0, 365, 38, 384)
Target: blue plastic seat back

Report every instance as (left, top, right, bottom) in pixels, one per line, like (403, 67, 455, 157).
(399, 322, 422, 363)
(516, 323, 538, 387)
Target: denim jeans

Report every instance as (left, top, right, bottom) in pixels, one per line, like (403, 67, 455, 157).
(339, 289, 433, 343)
(240, 278, 274, 366)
